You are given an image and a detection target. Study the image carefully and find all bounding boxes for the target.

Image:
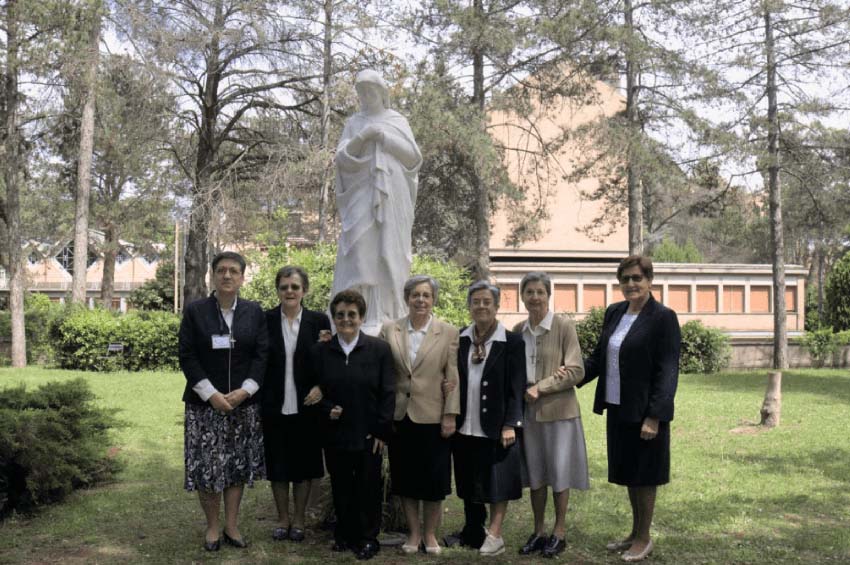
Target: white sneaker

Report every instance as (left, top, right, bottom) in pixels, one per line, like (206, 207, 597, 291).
(479, 533, 505, 556)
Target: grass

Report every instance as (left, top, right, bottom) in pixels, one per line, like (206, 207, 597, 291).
(1, 367, 849, 564)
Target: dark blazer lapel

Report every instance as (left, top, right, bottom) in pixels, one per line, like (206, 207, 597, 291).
(482, 339, 506, 378)
(622, 295, 659, 345)
(601, 301, 629, 345)
(295, 310, 313, 355)
(269, 307, 285, 353)
(411, 319, 441, 371)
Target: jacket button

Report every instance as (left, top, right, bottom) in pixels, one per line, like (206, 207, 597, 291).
(482, 381, 488, 386)
(482, 408, 488, 413)
(482, 395, 487, 400)
(516, 420, 522, 426)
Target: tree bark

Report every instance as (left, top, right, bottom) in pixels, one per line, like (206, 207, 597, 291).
(100, 222, 117, 310)
(317, 0, 333, 243)
(471, 0, 490, 280)
(624, 0, 643, 255)
(71, 3, 101, 304)
(760, 370, 782, 427)
(183, 0, 224, 305)
(764, 8, 787, 371)
(3, 0, 26, 367)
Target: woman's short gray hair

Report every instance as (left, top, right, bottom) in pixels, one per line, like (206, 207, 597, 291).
(520, 271, 552, 296)
(404, 275, 439, 305)
(466, 280, 500, 308)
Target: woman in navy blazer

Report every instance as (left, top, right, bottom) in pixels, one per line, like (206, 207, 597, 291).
(261, 266, 331, 543)
(446, 280, 525, 557)
(580, 255, 680, 563)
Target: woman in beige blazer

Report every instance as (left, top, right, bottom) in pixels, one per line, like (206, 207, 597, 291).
(513, 271, 589, 559)
(379, 275, 460, 555)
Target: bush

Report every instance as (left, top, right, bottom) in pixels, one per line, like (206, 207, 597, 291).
(50, 307, 179, 371)
(575, 307, 605, 358)
(0, 294, 64, 365)
(0, 379, 122, 518)
(800, 328, 850, 368)
(128, 260, 176, 311)
(241, 243, 472, 327)
(825, 252, 850, 331)
(680, 320, 731, 374)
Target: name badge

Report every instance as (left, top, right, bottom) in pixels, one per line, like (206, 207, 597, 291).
(212, 334, 232, 350)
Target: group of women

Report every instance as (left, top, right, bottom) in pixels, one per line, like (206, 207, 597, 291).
(178, 252, 680, 562)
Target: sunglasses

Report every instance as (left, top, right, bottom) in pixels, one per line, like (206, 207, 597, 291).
(278, 284, 302, 291)
(334, 310, 360, 320)
(619, 274, 645, 283)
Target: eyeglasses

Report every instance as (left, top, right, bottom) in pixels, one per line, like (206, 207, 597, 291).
(334, 310, 360, 320)
(619, 274, 645, 283)
(278, 284, 302, 291)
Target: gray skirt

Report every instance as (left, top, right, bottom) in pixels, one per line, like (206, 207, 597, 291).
(521, 408, 590, 492)
(184, 402, 266, 492)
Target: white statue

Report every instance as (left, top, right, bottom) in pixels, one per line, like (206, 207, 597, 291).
(331, 69, 423, 334)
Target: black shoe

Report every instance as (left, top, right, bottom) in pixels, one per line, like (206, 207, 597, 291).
(288, 527, 305, 542)
(223, 531, 248, 548)
(272, 527, 289, 541)
(203, 538, 221, 552)
(331, 540, 349, 552)
(519, 533, 546, 555)
(443, 531, 464, 548)
(356, 542, 380, 560)
(542, 535, 566, 558)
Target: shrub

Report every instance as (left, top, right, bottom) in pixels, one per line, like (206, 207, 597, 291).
(575, 307, 605, 358)
(825, 252, 850, 331)
(0, 294, 64, 365)
(128, 260, 176, 311)
(241, 243, 472, 327)
(680, 320, 731, 374)
(0, 379, 122, 518)
(50, 307, 179, 371)
(800, 328, 850, 368)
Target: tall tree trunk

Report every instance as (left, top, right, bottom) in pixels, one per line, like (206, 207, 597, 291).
(183, 0, 223, 305)
(765, 8, 786, 370)
(624, 0, 643, 255)
(101, 222, 117, 310)
(317, 0, 333, 243)
(471, 0, 490, 280)
(71, 3, 101, 304)
(4, 0, 26, 367)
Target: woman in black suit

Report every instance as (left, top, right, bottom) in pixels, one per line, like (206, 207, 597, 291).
(262, 266, 331, 543)
(179, 251, 268, 551)
(447, 280, 525, 557)
(580, 255, 680, 563)
(311, 289, 395, 561)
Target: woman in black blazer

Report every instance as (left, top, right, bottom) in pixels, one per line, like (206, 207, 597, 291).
(262, 266, 331, 543)
(310, 289, 395, 561)
(580, 255, 680, 563)
(178, 252, 268, 551)
(446, 280, 525, 557)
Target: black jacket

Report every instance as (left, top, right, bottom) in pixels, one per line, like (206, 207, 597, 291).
(311, 333, 395, 451)
(580, 295, 680, 422)
(179, 295, 268, 405)
(262, 307, 331, 415)
(456, 327, 526, 441)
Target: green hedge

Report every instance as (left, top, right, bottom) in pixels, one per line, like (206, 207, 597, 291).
(0, 379, 122, 518)
(800, 328, 850, 368)
(0, 294, 64, 365)
(50, 308, 180, 371)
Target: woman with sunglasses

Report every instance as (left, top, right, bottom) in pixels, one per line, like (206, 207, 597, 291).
(310, 289, 395, 561)
(261, 266, 331, 543)
(579, 255, 680, 563)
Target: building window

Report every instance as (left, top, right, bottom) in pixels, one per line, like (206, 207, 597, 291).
(116, 248, 130, 264)
(785, 287, 797, 312)
(723, 286, 745, 313)
(583, 284, 606, 311)
(27, 251, 40, 265)
(554, 284, 577, 312)
(750, 286, 771, 313)
(668, 285, 690, 313)
(56, 245, 74, 272)
(696, 286, 718, 313)
(498, 284, 519, 312)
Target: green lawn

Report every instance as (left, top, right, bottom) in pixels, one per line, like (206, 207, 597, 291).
(1, 367, 849, 564)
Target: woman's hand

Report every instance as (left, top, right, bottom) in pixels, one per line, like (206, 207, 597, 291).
(500, 426, 516, 449)
(640, 417, 659, 440)
(303, 386, 323, 406)
(554, 365, 568, 380)
(366, 434, 385, 454)
(224, 389, 249, 409)
(329, 405, 343, 420)
(209, 392, 233, 414)
(441, 379, 457, 397)
(524, 384, 540, 403)
(440, 414, 456, 438)
(318, 329, 332, 343)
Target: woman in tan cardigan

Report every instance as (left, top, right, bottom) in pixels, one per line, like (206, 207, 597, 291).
(379, 275, 461, 555)
(513, 271, 589, 559)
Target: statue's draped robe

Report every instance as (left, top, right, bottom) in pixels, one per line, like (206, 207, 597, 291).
(332, 109, 422, 331)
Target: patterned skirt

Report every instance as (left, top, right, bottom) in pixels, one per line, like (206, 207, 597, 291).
(184, 402, 266, 492)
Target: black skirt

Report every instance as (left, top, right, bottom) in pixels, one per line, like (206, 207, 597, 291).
(605, 405, 670, 487)
(388, 416, 452, 501)
(452, 433, 522, 504)
(262, 411, 324, 483)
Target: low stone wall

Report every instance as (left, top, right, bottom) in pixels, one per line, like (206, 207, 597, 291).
(730, 339, 850, 369)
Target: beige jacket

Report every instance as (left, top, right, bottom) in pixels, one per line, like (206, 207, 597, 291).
(513, 314, 584, 422)
(380, 316, 461, 424)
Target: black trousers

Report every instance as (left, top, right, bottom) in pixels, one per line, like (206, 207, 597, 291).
(325, 447, 383, 548)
